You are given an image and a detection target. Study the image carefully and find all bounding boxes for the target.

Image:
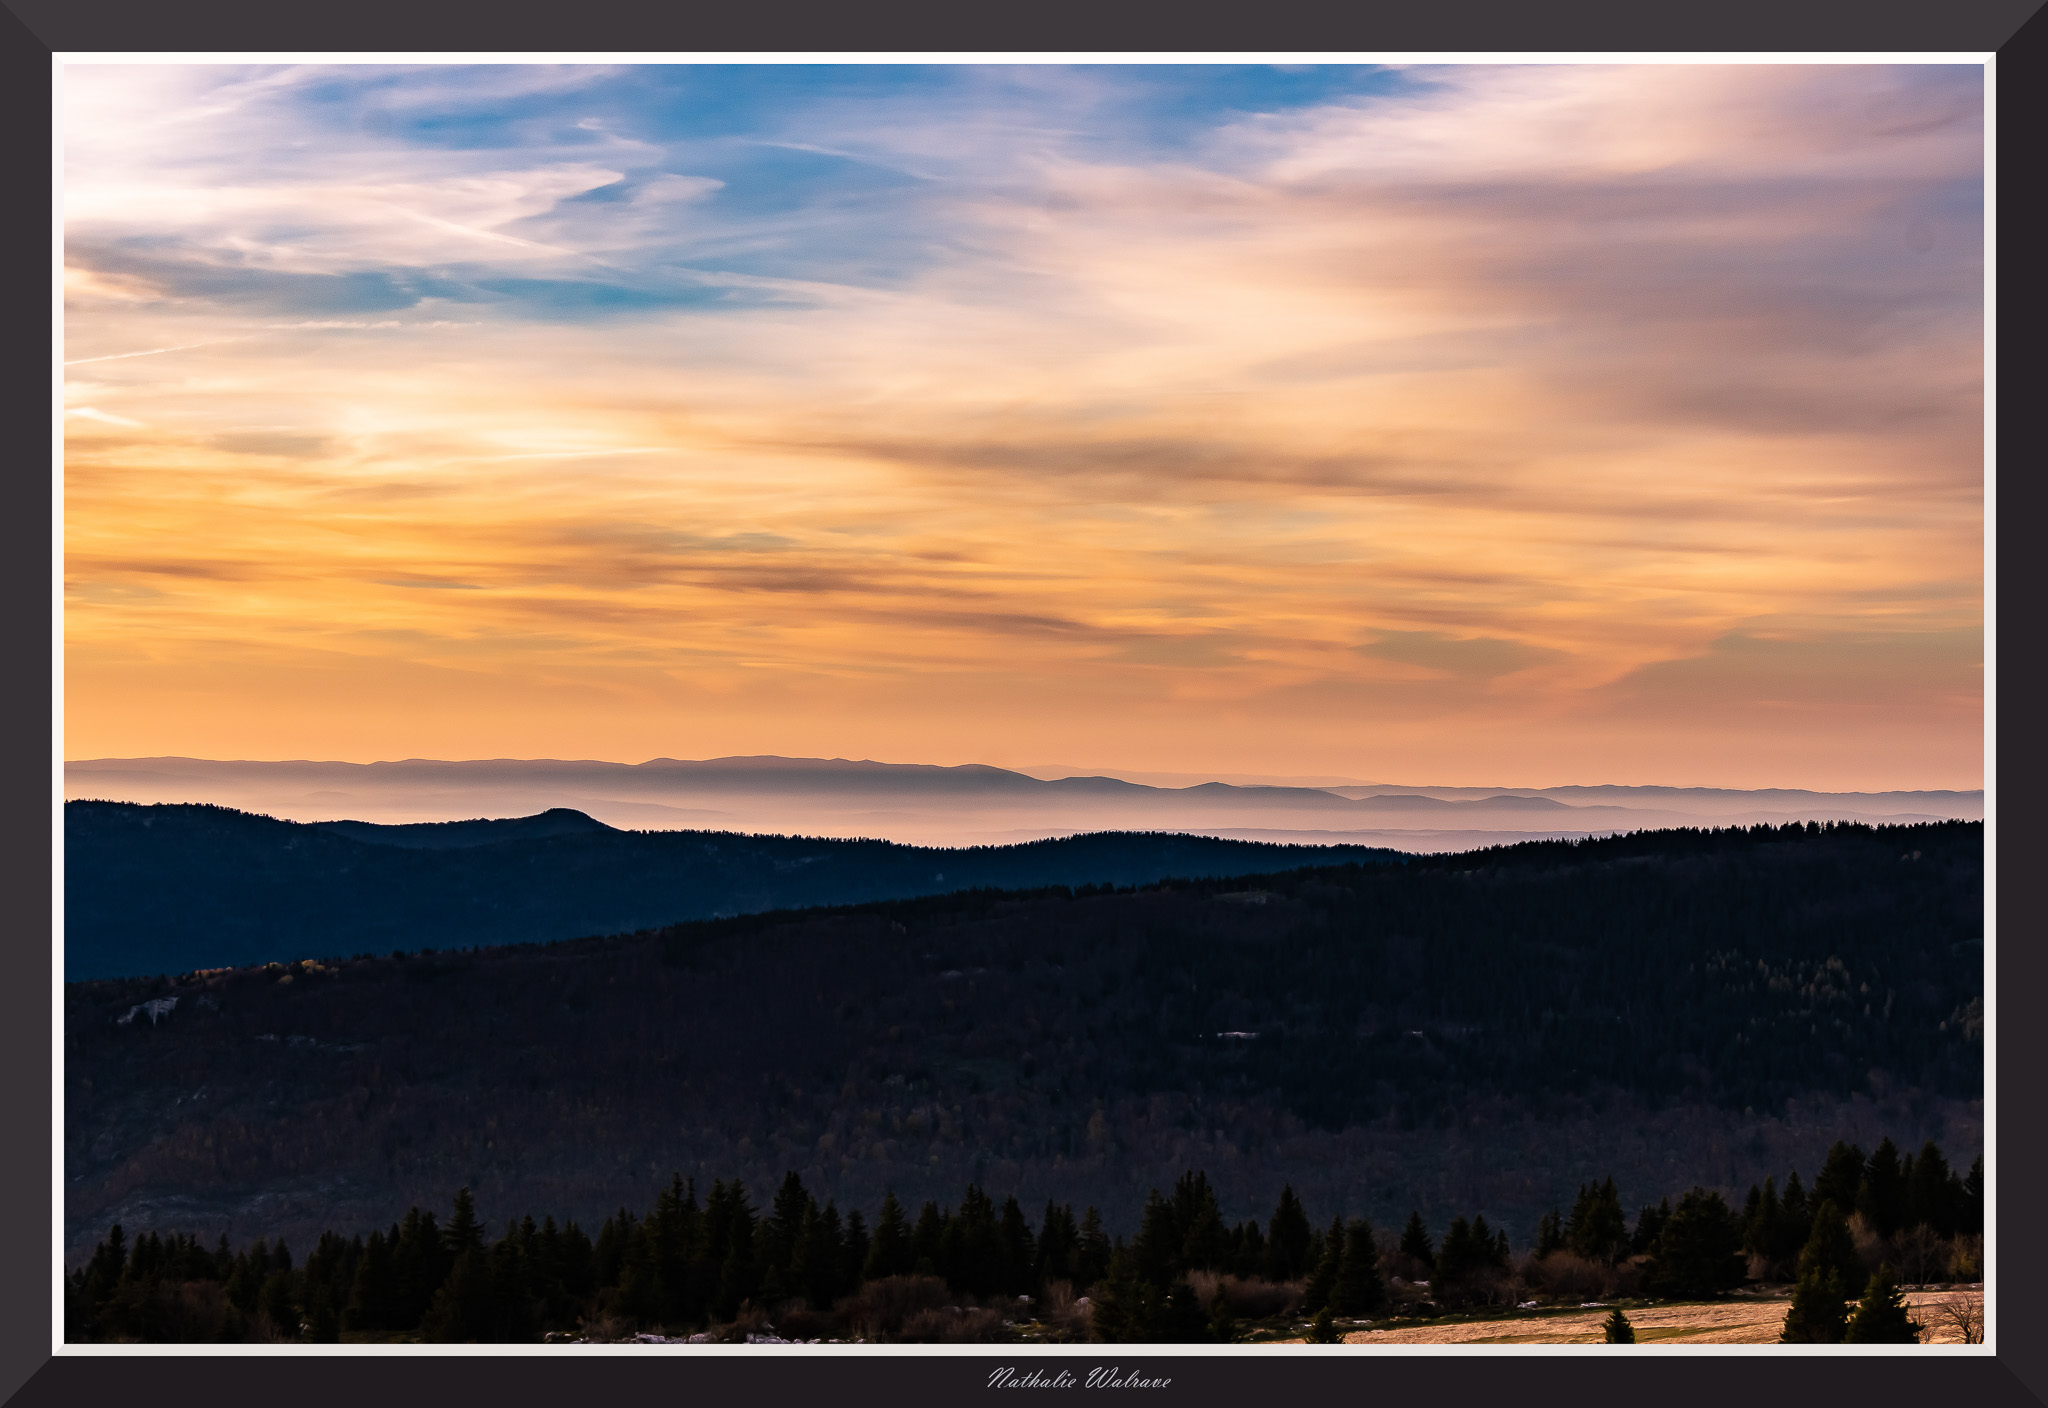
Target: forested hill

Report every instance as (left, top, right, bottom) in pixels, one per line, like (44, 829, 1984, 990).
(64, 801, 1403, 981)
(67, 820, 1981, 1261)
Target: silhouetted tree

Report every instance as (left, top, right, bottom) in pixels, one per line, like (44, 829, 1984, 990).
(1266, 1186, 1314, 1282)
(1567, 1178, 1629, 1264)
(1329, 1220, 1387, 1317)
(1399, 1211, 1434, 1270)
(864, 1192, 912, 1282)
(1780, 1266, 1849, 1344)
(1843, 1265, 1922, 1344)
(1643, 1188, 1744, 1299)
(1797, 1200, 1863, 1293)
(1857, 1139, 1910, 1240)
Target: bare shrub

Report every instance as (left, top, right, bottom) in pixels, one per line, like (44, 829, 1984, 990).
(1893, 1226, 1949, 1287)
(1186, 1270, 1224, 1307)
(1468, 1265, 1524, 1308)
(1388, 1277, 1436, 1317)
(774, 1305, 835, 1341)
(1847, 1213, 1888, 1278)
(1949, 1235, 1983, 1282)
(249, 1311, 297, 1344)
(834, 1275, 955, 1343)
(1931, 1292, 1984, 1344)
(1612, 1256, 1649, 1298)
(1037, 1279, 1095, 1343)
(1744, 1252, 1794, 1285)
(896, 1305, 1007, 1343)
(171, 1280, 233, 1342)
(576, 1311, 632, 1343)
(1381, 1251, 1430, 1284)
(701, 1302, 774, 1343)
(1220, 1276, 1300, 1320)
(1529, 1251, 1621, 1301)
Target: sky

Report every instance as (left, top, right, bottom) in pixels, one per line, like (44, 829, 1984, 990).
(61, 62, 1985, 790)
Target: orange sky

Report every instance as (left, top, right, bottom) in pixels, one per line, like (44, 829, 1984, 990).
(61, 63, 1985, 789)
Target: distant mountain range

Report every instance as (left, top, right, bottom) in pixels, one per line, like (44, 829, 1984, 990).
(63, 755, 1982, 849)
(63, 801, 1407, 981)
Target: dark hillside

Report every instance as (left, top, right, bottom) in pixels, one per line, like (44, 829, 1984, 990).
(64, 800, 1402, 981)
(65, 821, 1981, 1265)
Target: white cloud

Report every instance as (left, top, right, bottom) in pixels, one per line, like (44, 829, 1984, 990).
(67, 406, 145, 426)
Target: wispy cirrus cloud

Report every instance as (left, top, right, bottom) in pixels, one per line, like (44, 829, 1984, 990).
(61, 63, 1982, 788)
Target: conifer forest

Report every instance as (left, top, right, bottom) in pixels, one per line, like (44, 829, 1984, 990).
(65, 820, 1983, 1343)
(68, 1134, 1980, 1343)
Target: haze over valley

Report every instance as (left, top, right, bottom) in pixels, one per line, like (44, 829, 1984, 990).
(64, 754, 1982, 851)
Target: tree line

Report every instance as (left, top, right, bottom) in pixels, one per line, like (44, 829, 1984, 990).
(67, 1134, 1979, 1343)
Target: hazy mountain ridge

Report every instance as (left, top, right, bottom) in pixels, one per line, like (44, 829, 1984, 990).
(64, 801, 1406, 981)
(64, 755, 1982, 849)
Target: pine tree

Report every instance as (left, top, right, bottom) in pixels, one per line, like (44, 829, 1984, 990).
(645, 1175, 695, 1323)
(1301, 1216, 1344, 1313)
(1856, 1139, 1909, 1240)
(841, 1209, 871, 1298)
(1642, 1188, 1744, 1300)
(1630, 1198, 1671, 1258)
(701, 1180, 756, 1319)
(1035, 1201, 1079, 1288)
(258, 1272, 299, 1339)
(391, 1209, 448, 1329)
(345, 1229, 396, 1332)
(1906, 1141, 1956, 1237)
(1843, 1265, 1923, 1344)
(791, 1200, 844, 1309)
(614, 1221, 661, 1325)
(998, 1195, 1036, 1297)
(420, 1245, 496, 1342)
(1433, 1217, 1488, 1304)
(762, 1172, 812, 1293)
(443, 1188, 486, 1263)
(1813, 1141, 1867, 1214)
(1398, 1211, 1434, 1270)
(942, 1184, 1005, 1298)
(1266, 1185, 1314, 1282)
(486, 1234, 539, 1343)
(1173, 1171, 1230, 1272)
(1566, 1177, 1628, 1264)
(1535, 1208, 1564, 1259)
(1076, 1207, 1112, 1290)
(304, 1285, 342, 1343)
(1130, 1189, 1183, 1288)
(1742, 1177, 1779, 1263)
(1602, 1306, 1635, 1343)
(909, 1200, 946, 1279)
(1084, 1248, 1142, 1343)
(1796, 1199, 1863, 1293)
(1774, 1171, 1813, 1267)
(1329, 1219, 1387, 1317)
(1779, 1266, 1848, 1343)
(1228, 1211, 1261, 1285)
(1307, 1306, 1340, 1343)
(1157, 1278, 1210, 1343)
(225, 1246, 262, 1314)
(864, 1191, 912, 1282)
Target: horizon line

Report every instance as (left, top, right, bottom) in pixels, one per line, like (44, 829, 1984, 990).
(60, 754, 1987, 796)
